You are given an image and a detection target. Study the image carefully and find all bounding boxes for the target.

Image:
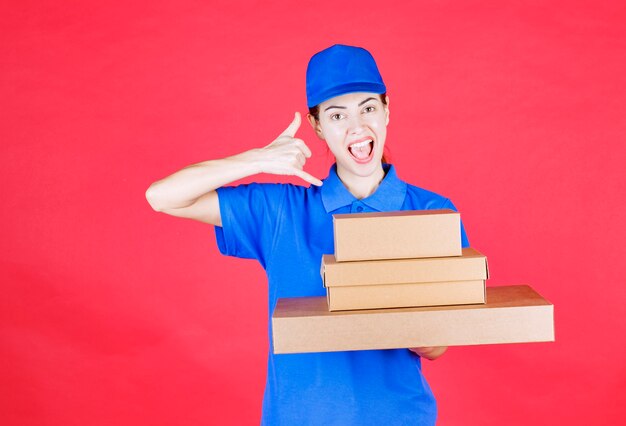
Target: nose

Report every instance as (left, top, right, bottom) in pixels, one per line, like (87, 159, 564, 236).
(347, 114, 365, 134)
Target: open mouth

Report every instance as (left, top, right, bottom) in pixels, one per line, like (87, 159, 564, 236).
(348, 138, 374, 164)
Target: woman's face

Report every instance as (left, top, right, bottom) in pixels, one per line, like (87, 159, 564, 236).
(309, 92, 389, 179)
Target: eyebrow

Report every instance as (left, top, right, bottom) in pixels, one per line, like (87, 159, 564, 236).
(323, 97, 378, 111)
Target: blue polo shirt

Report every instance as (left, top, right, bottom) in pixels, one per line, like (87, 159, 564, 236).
(215, 164, 469, 426)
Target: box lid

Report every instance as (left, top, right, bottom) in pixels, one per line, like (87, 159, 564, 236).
(322, 247, 489, 287)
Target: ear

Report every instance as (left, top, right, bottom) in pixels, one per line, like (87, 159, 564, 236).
(306, 113, 325, 140)
(384, 95, 390, 126)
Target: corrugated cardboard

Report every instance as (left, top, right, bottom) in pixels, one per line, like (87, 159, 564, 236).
(326, 280, 486, 311)
(272, 285, 554, 354)
(322, 247, 489, 310)
(332, 209, 462, 261)
(322, 247, 488, 286)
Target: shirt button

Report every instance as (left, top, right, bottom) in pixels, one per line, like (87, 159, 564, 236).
(356, 206, 364, 212)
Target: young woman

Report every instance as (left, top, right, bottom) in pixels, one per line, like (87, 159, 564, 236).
(146, 44, 469, 425)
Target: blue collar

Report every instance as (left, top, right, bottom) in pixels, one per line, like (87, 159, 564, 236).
(321, 163, 408, 213)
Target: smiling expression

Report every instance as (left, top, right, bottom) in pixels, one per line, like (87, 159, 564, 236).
(309, 92, 389, 180)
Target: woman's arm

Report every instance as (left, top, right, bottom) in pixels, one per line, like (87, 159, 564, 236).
(145, 112, 321, 226)
(409, 346, 448, 361)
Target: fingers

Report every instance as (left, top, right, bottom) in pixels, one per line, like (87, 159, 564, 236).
(408, 346, 448, 360)
(293, 139, 312, 158)
(293, 168, 323, 187)
(295, 152, 306, 167)
(273, 113, 311, 159)
(280, 112, 301, 138)
(266, 112, 320, 186)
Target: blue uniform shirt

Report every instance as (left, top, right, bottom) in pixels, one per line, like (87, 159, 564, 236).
(215, 164, 469, 426)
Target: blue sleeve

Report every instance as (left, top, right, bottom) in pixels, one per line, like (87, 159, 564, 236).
(214, 183, 286, 267)
(441, 198, 470, 248)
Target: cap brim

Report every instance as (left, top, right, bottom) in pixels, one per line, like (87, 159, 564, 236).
(307, 82, 387, 108)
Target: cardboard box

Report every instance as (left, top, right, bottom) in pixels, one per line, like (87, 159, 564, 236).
(322, 247, 489, 311)
(322, 247, 487, 309)
(272, 285, 554, 354)
(333, 209, 462, 261)
(325, 280, 486, 311)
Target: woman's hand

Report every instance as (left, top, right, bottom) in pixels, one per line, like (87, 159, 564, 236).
(252, 112, 322, 187)
(409, 346, 448, 361)
(146, 112, 321, 225)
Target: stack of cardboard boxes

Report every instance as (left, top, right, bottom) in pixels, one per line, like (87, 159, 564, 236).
(322, 209, 488, 311)
(271, 209, 555, 355)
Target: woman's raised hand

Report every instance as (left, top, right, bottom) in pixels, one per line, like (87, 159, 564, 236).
(254, 112, 323, 187)
(146, 111, 322, 222)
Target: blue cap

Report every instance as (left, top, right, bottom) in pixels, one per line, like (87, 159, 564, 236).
(306, 44, 386, 108)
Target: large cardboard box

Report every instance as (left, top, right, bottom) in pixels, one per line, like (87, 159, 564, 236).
(272, 285, 554, 354)
(322, 247, 488, 311)
(333, 209, 462, 261)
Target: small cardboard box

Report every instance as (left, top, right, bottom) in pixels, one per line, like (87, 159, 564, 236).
(333, 209, 462, 262)
(272, 285, 554, 354)
(322, 247, 488, 311)
(325, 280, 486, 311)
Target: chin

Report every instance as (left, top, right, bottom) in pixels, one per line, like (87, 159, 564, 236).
(338, 155, 384, 178)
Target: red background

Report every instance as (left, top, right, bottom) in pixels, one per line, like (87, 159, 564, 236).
(2, 1, 625, 425)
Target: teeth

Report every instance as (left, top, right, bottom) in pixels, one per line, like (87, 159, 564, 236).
(350, 139, 372, 149)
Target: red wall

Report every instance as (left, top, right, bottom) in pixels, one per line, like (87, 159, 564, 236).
(2, 1, 625, 424)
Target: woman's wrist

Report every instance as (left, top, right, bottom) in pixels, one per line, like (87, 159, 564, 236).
(231, 148, 266, 175)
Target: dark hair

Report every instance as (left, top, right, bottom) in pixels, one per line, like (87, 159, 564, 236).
(308, 93, 390, 164)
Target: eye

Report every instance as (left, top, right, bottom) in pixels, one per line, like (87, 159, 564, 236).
(330, 113, 344, 121)
(363, 105, 376, 113)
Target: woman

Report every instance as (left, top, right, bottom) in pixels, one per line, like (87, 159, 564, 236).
(146, 44, 469, 425)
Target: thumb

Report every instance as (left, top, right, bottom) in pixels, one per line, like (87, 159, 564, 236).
(280, 112, 301, 137)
